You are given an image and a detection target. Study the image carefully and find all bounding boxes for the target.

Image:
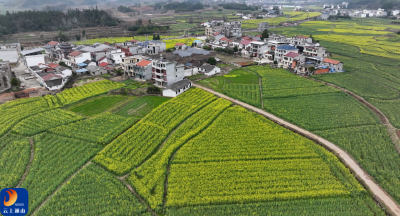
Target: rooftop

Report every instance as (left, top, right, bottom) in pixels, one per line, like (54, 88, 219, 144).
(47, 41, 59, 46)
(168, 79, 192, 91)
(201, 64, 216, 73)
(285, 52, 300, 58)
(175, 43, 185, 46)
(277, 45, 297, 50)
(136, 60, 152, 67)
(99, 62, 109, 67)
(20, 48, 44, 56)
(323, 58, 341, 65)
(69, 51, 82, 57)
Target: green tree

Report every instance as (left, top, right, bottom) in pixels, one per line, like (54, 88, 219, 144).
(11, 77, 19, 86)
(82, 29, 86, 37)
(207, 57, 217, 65)
(233, 45, 238, 52)
(261, 29, 269, 40)
(308, 66, 316, 73)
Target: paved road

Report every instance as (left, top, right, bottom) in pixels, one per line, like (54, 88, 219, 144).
(194, 83, 400, 216)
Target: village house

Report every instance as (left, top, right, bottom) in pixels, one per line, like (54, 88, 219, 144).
(20, 48, 46, 67)
(274, 45, 298, 63)
(0, 61, 11, 92)
(199, 64, 221, 76)
(222, 21, 242, 38)
(257, 22, 269, 32)
(86, 65, 108, 76)
(152, 59, 185, 88)
(322, 58, 343, 72)
(282, 52, 305, 68)
(175, 43, 187, 50)
(205, 24, 223, 38)
(249, 41, 269, 58)
(162, 79, 192, 97)
(109, 49, 125, 65)
(303, 46, 328, 57)
(289, 35, 313, 46)
(64, 50, 91, 67)
(125, 59, 153, 81)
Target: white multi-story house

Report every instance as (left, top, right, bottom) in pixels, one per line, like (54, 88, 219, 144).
(274, 45, 298, 63)
(249, 41, 270, 58)
(303, 46, 328, 57)
(151, 60, 185, 88)
(109, 49, 125, 65)
(64, 51, 91, 67)
(146, 40, 166, 55)
(288, 35, 313, 46)
(20, 48, 46, 67)
(282, 52, 305, 68)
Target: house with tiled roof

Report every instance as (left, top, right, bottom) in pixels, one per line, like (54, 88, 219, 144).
(239, 40, 252, 49)
(64, 50, 91, 67)
(175, 43, 187, 50)
(282, 52, 305, 68)
(322, 58, 343, 72)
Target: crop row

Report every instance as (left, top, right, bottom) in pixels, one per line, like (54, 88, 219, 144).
(167, 106, 364, 207)
(69, 95, 129, 116)
(165, 197, 384, 216)
(129, 98, 232, 211)
(21, 133, 102, 214)
(93, 88, 217, 175)
(12, 109, 84, 136)
(0, 97, 50, 137)
(0, 134, 30, 191)
(36, 164, 148, 215)
(49, 113, 135, 144)
(56, 80, 125, 106)
(115, 96, 171, 118)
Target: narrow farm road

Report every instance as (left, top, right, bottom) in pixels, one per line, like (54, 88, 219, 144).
(16, 138, 34, 188)
(308, 77, 400, 154)
(194, 83, 400, 216)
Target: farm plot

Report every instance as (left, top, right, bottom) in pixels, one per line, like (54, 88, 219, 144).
(69, 95, 130, 116)
(93, 88, 217, 175)
(36, 164, 148, 216)
(368, 99, 400, 128)
(56, 80, 125, 106)
(315, 125, 400, 203)
(163, 38, 201, 49)
(115, 96, 171, 119)
(0, 134, 30, 191)
(49, 113, 135, 144)
(198, 68, 262, 107)
(314, 72, 400, 100)
(0, 97, 50, 137)
(263, 92, 378, 131)
(129, 98, 232, 210)
(12, 109, 84, 136)
(165, 197, 384, 216)
(166, 106, 369, 208)
(21, 133, 102, 214)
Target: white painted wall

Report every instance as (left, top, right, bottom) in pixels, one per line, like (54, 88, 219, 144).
(25, 55, 45, 67)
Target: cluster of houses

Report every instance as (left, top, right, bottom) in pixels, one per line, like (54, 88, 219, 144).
(19, 39, 222, 97)
(205, 32, 343, 74)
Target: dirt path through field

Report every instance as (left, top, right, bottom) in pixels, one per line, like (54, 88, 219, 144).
(243, 68, 264, 109)
(194, 83, 400, 216)
(16, 138, 34, 188)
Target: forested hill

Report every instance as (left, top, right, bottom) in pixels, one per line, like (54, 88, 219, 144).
(0, 9, 120, 35)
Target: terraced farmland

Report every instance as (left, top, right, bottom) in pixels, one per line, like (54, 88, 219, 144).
(0, 79, 390, 215)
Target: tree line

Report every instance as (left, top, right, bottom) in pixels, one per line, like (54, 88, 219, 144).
(0, 8, 120, 37)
